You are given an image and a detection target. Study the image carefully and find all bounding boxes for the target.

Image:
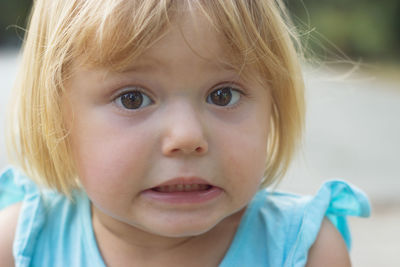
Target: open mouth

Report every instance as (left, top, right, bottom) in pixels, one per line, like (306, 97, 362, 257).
(144, 184, 222, 204)
(142, 177, 222, 204)
(151, 184, 213, 193)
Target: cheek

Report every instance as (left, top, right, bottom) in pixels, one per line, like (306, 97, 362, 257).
(216, 116, 270, 196)
(70, 119, 152, 193)
(226, 135, 268, 180)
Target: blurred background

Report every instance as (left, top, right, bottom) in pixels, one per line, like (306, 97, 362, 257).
(0, 0, 399, 266)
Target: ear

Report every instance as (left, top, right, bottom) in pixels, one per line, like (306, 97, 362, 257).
(306, 218, 351, 267)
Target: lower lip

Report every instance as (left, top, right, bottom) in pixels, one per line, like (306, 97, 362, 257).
(141, 186, 223, 204)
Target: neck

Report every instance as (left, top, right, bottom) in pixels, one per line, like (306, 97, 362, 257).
(91, 205, 245, 267)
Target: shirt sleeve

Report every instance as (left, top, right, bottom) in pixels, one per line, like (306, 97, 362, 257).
(0, 166, 47, 266)
(287, 180, 371, 266)
(0, 167, 26, 210)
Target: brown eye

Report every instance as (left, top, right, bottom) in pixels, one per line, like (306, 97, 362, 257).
(207, 87, 240, 106)
(115, 90, 152, 110)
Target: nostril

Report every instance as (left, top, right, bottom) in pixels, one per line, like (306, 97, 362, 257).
(161, 135, 208, 156)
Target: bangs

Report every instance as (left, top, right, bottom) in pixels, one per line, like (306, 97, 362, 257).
(64, 0, 292, 77)
(68, 0, 173, 70)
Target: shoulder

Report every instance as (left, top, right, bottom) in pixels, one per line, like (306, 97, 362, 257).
(306, 218, 351, 267)
(0, 202, 22, 267)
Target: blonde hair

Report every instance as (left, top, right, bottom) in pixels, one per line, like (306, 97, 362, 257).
(8, 0, 305, 195)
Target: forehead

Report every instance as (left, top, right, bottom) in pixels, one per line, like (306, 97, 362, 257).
(66, 10, 246, 86)
(121, 12, 234, 73)
(69, 4, 258, 81)
(63, 0, 275, 81)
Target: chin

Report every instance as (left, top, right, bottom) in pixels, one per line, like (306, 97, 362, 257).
(147, 207, 246, 238)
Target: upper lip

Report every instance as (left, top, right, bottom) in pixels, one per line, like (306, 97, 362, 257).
(152, 177, 213, 188)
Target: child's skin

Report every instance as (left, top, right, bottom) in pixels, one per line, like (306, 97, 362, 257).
(64, 12, 270, 266)
(0, 7, 350, 267)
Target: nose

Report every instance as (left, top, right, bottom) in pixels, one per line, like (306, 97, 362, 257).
(161, 103, 208, 157)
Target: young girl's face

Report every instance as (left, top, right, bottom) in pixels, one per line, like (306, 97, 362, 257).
(64, 13, 271, 238)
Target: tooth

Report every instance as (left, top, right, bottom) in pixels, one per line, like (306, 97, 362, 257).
(199, 184, 208, 190)
(155, 184, 212, 193)
(191, 184, 199, 191)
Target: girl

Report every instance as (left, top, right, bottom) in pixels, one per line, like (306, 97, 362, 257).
(0, 0, 370, 266)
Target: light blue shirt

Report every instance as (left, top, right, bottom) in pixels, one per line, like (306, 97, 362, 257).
(0, 167, 370, 267)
